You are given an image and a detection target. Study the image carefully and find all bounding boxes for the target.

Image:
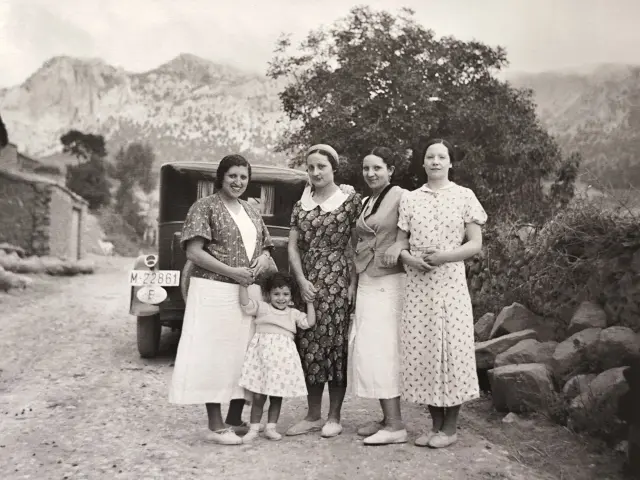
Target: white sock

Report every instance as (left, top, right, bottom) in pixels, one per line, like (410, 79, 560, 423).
(249, 423, 261, 432)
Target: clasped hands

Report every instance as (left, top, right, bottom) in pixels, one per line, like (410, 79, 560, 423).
(401, 247, 448, 272)
(232, 253, 272, 286)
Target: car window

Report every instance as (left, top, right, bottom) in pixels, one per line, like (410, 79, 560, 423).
(245, 184, 275, 216)
(197, 180, 215, 199)
(196, 180, 274, 216)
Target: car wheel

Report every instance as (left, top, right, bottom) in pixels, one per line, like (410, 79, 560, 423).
(137, 314, 161, 358)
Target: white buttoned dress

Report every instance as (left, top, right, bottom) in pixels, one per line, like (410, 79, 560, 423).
(397, 183, 487, 407)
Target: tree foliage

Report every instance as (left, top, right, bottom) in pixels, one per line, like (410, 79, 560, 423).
(268, 6, 571, 223)
(61, 129, 111, 210)
(0, 114, 8, 148)
(65, 156, 111, 210)
(113, 142, 156, 194)
(60, 130, 107, 160)
(111, 142, 157, 239)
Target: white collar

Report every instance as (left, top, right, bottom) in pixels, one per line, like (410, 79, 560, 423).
(300, 184, 349, 212)
(420, 182, 457, 193)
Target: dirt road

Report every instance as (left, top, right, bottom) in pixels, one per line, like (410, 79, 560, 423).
(0, 257, 625, 479)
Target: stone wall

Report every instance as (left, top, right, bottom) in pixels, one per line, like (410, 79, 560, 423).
(0, 172, 45, 255)
(48, 186, 86, 260)
(0, 169, 89, 258)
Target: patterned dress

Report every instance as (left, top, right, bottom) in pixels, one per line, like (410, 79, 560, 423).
(397, 182, 487, 407)
(239, 301, 311, 397)
(290, 189, 362, 386)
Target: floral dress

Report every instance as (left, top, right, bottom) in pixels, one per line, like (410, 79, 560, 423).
(290, 188, 362, 386)
(397, 182, 487, 407)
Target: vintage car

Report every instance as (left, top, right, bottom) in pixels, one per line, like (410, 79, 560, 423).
(129, 161, 309, 358)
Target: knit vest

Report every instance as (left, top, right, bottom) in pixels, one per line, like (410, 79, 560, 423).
(354, 185, 406, 277)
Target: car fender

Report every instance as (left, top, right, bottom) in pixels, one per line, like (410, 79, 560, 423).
(129, 254, 160, 317)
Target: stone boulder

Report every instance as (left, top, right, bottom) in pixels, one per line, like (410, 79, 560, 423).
(550, 328, 602, 384)
(489, 363, 556, 413)
(475, 330, 538, 370)
(562, 373, 597, 400)
(494, 339, 557, 368)
(597, 326, 640, 371)
(568, 367, 628, 435)
(490, 303, 556, 342)
(567, 301, 607, 336)
(474, 313, 495, 342)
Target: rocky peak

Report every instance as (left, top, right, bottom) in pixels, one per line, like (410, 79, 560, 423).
(149, 53, 251, 85)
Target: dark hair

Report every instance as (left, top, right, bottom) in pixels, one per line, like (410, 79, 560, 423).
(307, 148, 339, 171)
(264, 271, 295, 294)
(420, 138, 456, 181)
(367, 146, 400, 168)
(215, 154, 252, 189)
(421, 138, 456, 163)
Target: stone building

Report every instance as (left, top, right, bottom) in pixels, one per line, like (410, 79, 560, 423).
(0, 144, 88, 259)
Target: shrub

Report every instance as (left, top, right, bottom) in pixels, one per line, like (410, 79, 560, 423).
(469, 195, 640, 335)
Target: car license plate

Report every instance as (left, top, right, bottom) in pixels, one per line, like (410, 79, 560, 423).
(129, 270, 181, 287)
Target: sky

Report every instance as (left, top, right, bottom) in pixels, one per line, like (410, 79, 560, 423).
(1, 0, 639, 88)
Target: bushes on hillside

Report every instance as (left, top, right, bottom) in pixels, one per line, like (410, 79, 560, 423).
(470, 198, 640, 335)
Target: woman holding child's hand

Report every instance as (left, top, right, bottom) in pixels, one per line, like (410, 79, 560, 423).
(287, 144, 362, 439)
(168, 154, 276, 446)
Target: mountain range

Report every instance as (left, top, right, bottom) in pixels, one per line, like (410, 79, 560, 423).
(0, 54, 291, 170)
(507, 63, 640, 188)
(1, 55, 639, 187)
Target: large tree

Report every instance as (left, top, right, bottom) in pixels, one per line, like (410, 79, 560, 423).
(61, 130, 111, 210)
(268, 6, 571, 222)
(113, 142, 156, 194)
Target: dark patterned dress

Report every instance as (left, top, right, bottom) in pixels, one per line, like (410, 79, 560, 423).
(290, 190, 362, 387)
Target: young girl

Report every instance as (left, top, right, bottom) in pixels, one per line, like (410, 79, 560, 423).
(239, 272, 316, 443)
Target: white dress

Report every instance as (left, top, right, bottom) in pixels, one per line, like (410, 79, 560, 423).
(169, 205, 260, 404)
(239, 301, 310, 397)
(348, 190, 406, 399)
(397, 183, 487, 407)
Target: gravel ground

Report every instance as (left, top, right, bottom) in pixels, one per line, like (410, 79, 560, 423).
(0, 256, 626, 479)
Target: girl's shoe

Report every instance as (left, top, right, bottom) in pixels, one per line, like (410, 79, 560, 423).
(264, 425, 282, 441)
(205, 428, 242, 445)
(357, 420, 384, 436)
(321, 421, 343, 438)
(242, 424, 263, 444)
(427, 431, 458, 448)
(363, 428, 408, 445)
(414, 431, 438, 447)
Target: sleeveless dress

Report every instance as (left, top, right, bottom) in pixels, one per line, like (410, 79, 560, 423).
(290, 187, 362, 386)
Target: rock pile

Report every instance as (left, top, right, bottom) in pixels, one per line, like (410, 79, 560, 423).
(476, 301, 640, 450)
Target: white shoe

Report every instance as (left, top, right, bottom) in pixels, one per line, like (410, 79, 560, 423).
(205, 428, 242, 445)
(264, 426, 282, 441)
(321, 421, 343, 438)
(363, 429, 408, 445)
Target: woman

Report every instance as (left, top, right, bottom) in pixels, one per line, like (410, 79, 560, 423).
(286, 144, 362, 438)
(396, 139, 487, 448)
(169, 154, 275, 446)
(349, 147, 410, 445)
